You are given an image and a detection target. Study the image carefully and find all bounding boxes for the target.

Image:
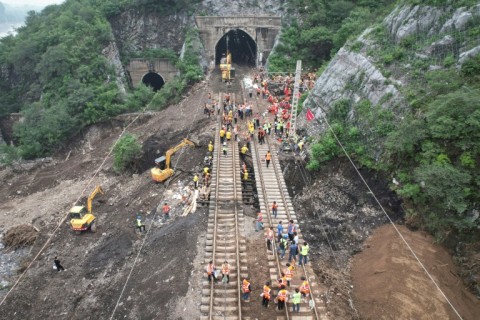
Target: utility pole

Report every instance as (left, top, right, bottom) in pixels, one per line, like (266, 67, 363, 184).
(288, 60, 302, 139)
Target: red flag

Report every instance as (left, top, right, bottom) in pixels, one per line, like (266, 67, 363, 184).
(306, 108, 315, 121)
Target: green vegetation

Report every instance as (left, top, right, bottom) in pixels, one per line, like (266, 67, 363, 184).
(0, 0, 204, 162)
(113, 134, 142, 173)
(269, 0, 397, 72)
(307, 4, 480, 241)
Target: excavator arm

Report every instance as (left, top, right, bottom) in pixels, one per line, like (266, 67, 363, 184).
(87, 186, 104, 214)
(164, 139, 195, 170)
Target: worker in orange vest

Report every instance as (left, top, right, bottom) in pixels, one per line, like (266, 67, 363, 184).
(300, 276, 311, 300)
(271, 201, 278, 219)
(162, 203, 171, 221)
(262, 281, 271, 308)
(242, 278, 251, 301)
(265, 150, 272, 168)
(284, 263, 295, 287)
(276, 285, 288, 310)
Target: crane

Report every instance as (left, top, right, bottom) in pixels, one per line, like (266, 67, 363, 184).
(150, 138, 195, 182)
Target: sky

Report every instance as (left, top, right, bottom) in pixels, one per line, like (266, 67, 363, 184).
(1, 0, 64, 7)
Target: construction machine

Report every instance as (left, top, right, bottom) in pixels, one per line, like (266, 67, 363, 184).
(220, 52, 235, 82)
(69, 185, 104, 234)
(151, 138, 195, 182)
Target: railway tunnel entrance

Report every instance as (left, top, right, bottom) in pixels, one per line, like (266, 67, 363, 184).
(142, 72, 165, 91)
(215, 29, 257, 66)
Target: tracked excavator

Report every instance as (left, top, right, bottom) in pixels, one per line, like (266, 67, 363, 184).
(151, 139, 195, 182)
(69, 185, 104, 234)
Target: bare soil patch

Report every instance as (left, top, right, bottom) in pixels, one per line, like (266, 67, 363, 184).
(351, 224, 480, 320)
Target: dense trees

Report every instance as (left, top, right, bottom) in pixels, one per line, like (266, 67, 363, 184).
(0, 0, 203, 160)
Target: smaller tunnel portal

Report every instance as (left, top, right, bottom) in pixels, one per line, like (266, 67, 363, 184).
(142, 72, 165, 91)
(216, 29, 257, 66)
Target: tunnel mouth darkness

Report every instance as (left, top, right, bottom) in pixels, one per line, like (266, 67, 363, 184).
(215, 29, 257, 66)
(142, 72, 165, 91)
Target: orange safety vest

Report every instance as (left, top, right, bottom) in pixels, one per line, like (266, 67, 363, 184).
(263, 285, 271, 300)
(242, 279, 251, 293)
(277, 289, 288, 302)
(265, 153, 271, 161)
(285, 267, 293, 280)
(300, 281, 311, 294)
(278, 276, 286, 288)
(272, 203, 278, 210)
(222, 264, 230, 274)
(163, 205, 170, 214)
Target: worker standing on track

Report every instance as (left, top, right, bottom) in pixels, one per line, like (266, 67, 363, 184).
(287, 219, 296, 241)
(278, 235, 288, 259)
(265, 227, 274, 251)
(265, 150, 272, 168)
(291, 288, 301, 313)
(262, 281, 271, 308)
(208, 141, 214, 153)
(226, 130, 232, 142)
(276, 285, 288, 311)
(220, 127, 226, 143)
(221, 261, 230, 283)
(242, 278, 251, 301)
(162, 202, 171, 221)
(299, 242, 310, 266)
(223, 142, 228, 157)
(300, 276, 311, 301)
(288, 241, 298, 263)
(284, 263, 295, 287)
(193, 174, 199, 189)
(272, 201, 278, 219)
(255, 212, 264, 232)
(241, 144, 248, 161)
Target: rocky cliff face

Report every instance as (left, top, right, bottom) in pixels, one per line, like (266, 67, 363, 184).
(109, 10, 191, 55)
(198, 0, 285, 16)
(301, 3, 480, 135)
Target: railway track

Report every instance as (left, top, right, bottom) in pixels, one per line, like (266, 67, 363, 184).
(245, 86, 328, 320)
(201, 93, 247, 320)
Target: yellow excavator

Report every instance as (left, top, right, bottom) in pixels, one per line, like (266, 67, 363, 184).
(69, 185, 104, 234)
(151, 138, 195, 182)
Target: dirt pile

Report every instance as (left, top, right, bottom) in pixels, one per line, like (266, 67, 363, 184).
(3, 225, 38, 249)
(352, 225, 480, 320)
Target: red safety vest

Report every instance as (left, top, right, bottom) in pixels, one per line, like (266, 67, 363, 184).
(163, 205, 170, 214)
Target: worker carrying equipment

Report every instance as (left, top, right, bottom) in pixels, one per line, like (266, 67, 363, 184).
(151, 139, 195, 182)
(69, 185, 104, 234)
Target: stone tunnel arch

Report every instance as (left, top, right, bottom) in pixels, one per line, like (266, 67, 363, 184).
(215, 29, 257, 66)
(142, 72, 165, 91)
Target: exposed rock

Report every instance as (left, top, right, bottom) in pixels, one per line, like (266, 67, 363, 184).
(298, 47, 403, 136)
(109, 10, 190, 55)
(102, 41, 128, 95)
(426, 35, 455, 56)
(458, 45, 480, 65)
(384, 5, 445, 43)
